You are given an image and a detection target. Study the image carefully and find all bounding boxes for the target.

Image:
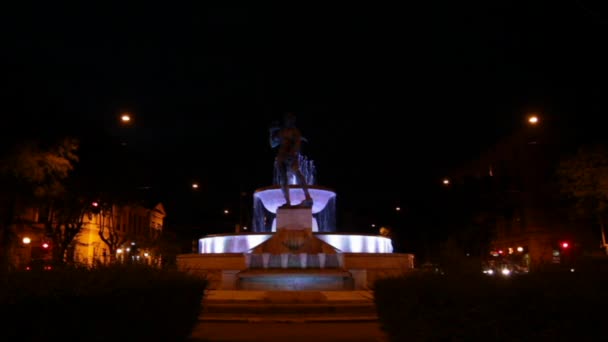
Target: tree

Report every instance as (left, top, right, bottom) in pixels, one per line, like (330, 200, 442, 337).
(0, 138, 79, 270)
(557, 144, 608, 254)
(148, 230, 181, 268)
(95, 201, 128, 264)
(43, 194, 90, 264)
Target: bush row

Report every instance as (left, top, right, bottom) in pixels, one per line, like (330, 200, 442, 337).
(0, 265, 207, 342)
(374, 271, 608, 341)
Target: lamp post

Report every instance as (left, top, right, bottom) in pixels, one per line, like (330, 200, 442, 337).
(118, 112, 133, 146)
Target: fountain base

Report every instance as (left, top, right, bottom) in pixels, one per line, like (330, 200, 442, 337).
(237, 269, 353, 291)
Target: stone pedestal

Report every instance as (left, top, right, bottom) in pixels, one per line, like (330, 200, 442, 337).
(299, 253, 307, 268)
(244, 253, 252, 268)
(221, 270, 240, 290)
(318, 253, 326, 268)
(280, 253, 289, 268)
(337, 253, 344, 268)
(349, 269, 368, 290)
(276, 207, 313, 231)
(248, 206, 339, 261)
(262, 253, 271, 268)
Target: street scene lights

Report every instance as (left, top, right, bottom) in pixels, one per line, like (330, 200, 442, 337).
(22, 237, 31, 244)
(442, 178, 450, 185)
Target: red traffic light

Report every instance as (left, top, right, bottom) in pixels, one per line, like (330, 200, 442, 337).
(561, 242, 569, 249)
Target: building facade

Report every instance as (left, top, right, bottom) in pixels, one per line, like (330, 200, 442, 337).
(449, 122, 592, 271)
(9, 201, 165, 269)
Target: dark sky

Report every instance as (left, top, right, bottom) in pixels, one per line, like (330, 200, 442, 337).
(2, 3, 607, 238)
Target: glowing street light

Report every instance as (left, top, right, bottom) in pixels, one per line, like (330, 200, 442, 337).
(527, 115, 539, 125)
(224, 209, 230, 215)
(442, 178, 450, 185)
(22, 237, 31, 244)
(192, 183, 199, 189)
(120, 113, 132, 123)
(395, 207, 401, 212)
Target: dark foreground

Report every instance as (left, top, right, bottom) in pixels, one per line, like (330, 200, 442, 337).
(189, 322, 387, 342)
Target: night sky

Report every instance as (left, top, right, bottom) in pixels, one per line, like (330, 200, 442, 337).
(2, 3, 607, 245)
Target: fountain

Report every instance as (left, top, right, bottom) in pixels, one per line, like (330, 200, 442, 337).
(253, 154, 336, 232)
(177, 117, 414, 290)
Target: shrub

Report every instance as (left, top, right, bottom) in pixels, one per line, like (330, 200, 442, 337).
(374, 272, 608, 341)
(0, 264, 207, 342)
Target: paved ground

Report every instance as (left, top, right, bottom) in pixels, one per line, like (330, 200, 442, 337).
(190, 290, 387, 341)
(189, 321, 388, 342)
(203, 290, 375, 302)
(200, 290, 378, 322)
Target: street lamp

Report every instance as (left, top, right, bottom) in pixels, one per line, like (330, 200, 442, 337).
(22, 237, 31, 244)
(192, 183, 199, 189)
(442, 178, 450, 185)
(527, 115, 539, 125)
(120, 113, 132, 123)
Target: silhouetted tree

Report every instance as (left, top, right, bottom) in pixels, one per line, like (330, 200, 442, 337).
(0, 138, 79, 270)
(557, 144, 608, 254)
(93, 200, 129, 263)
(43, 193, 90, 264)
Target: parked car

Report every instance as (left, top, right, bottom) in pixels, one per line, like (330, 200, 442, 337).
(25, 259, 53, 271)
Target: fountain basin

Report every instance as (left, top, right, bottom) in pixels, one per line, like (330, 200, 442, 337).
(254, 185, 336, 214)
(199, 233, 394, 254)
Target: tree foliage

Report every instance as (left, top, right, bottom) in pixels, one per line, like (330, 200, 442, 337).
(0, 138, 79, 270)
(557, 144, 608, 219)
(0, 138, 79, 198)
(557, 144, 608, 254)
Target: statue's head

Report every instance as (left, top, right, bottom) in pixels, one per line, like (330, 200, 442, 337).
(283, 112, 297, 127)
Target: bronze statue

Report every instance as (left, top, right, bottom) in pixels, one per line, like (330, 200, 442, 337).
(269, 112, 313, 208)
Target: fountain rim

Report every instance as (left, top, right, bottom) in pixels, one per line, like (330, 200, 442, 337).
(253, 184, 336, 194)
(199, 232, 389, 238)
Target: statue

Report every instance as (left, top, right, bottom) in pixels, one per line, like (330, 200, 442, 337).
(269, 112, 313, 208)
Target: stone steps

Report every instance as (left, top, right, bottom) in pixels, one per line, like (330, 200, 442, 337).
(199, 290, 378, 322)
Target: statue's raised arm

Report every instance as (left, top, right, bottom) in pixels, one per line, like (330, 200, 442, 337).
(268, 121, 281, 148)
